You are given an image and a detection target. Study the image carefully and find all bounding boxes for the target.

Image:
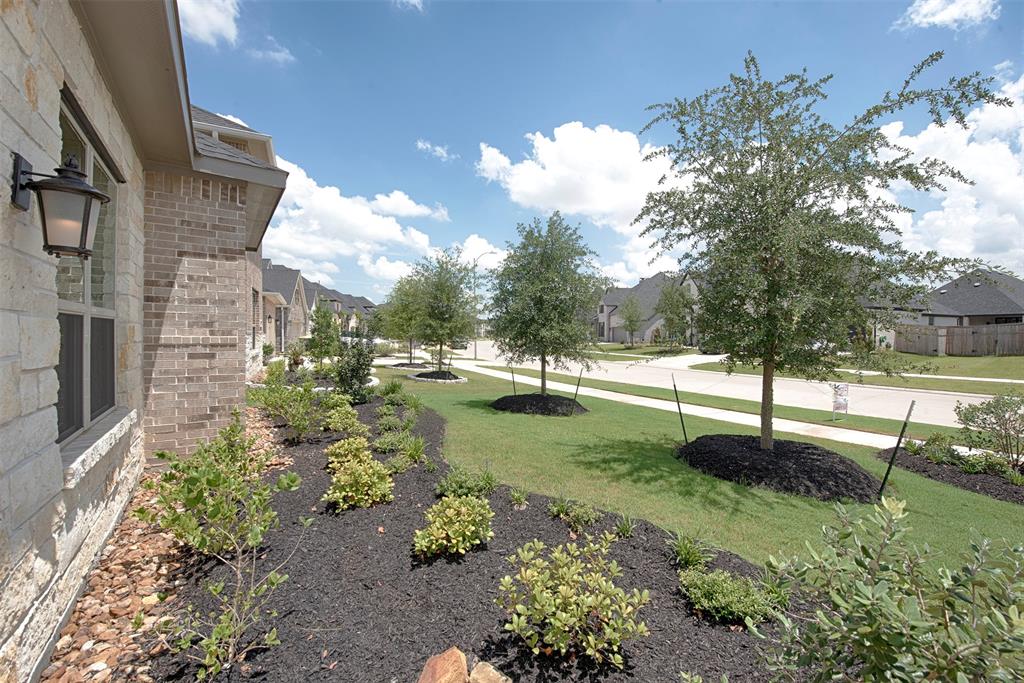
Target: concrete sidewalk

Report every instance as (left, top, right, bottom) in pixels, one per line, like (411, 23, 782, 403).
(454, 360, 899, 450)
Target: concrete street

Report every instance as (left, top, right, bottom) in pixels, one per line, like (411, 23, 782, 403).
(455, 341, 989, 428)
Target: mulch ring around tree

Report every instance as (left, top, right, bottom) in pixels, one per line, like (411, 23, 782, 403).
(144, 398, 776, 682)
(491, 392, 588, 417)
(390, 361, 430, 369)
(876, 447, 1024, 506)
(678, 434, 881, 503)
(411, 370, 466, 382)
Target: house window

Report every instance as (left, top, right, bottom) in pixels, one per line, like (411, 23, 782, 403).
(251, 288, 259, 350)
(995, 316, 1022, 324)
(599, 305, 605, 314)
(55, 110, 117, 442)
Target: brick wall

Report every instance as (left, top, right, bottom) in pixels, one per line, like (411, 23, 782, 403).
(0, 1, 145, 679)
(142, 171, 249, 455)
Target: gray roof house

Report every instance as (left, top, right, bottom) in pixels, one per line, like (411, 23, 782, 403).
(262, 260, 310, 350)
(923, 270, 1024, 326)
(596, 272, 699, 344)
(301, 277, 376, 333)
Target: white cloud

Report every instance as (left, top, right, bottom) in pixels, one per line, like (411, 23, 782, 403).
(395, 0, 424, 11)
(893, 0, 1000, 30)
(476, 121, 682, 284)
(264, 157, 438, 286)
(416, 139, 458, 162)
(214, 112, 249, 128)
(357, 254, 414, 281)
(883, 72, 1024, 273)
(246, 35, 296, 65)
(454, 234, 507, 271)
(363, 189, 450, 221)
(178, 0, 239, 46)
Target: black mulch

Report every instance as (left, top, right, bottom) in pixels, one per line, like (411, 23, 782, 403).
(876, 447, 1024, 506)
(491, 393, 588, 417)
(678, 434, 881, 503)
(284, 370, 335, 389)
(150, 401, 774, 683)
(415, 370, 463, 381)
(392, 362, 430, 369)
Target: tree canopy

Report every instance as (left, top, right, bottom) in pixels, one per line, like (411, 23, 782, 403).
(618, 296, 644, 346)
(636, 52, 1008, 449)
(410, 248, 476, 371)
(654, 280, 697, 347)
(490, 212, 608, 395)
(307, 299, 340, 367)
(376, 275, 424, 363)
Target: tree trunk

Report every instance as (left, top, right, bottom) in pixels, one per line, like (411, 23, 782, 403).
(408, 338, 414, 364)
(540, 352, 547, 396)
(438, 342, 444, 372)
(760, 359, 775, 450)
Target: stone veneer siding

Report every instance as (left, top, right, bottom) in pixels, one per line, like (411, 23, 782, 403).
(142, 171, 250, 456)
(1, 1, 145, 680)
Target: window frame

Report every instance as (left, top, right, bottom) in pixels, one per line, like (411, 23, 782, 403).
(56, 105, 117, 444)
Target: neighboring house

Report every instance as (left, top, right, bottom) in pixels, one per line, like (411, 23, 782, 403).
(0, 2, 286, 679)
(921, 270, 1024, 326)
(301, 276, 376, 334)
(262, 260, 310, 352)
(596, 272, 700, 344)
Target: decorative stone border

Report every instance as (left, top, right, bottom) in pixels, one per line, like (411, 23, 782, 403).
(406, 374, 468, 384)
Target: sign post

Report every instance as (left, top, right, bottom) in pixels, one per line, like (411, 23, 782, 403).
(831, 383, 849, 422)
(879, 400, 916, 499)
(671, 373, 689, 445)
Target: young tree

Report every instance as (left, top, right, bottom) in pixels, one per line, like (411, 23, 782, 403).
(654, 280, 696, 346)
(307, 299, 340, 368)
(636, 52, 1006, 450)
(411, 248, 476, 372)
(490, 212, 608, 396)
(618, 296, 644, 347)
(377, 275, 423, 363)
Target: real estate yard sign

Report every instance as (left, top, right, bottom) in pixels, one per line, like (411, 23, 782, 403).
(831, 383, 849, 422)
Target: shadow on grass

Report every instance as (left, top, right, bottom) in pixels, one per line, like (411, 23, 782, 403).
(564, 434, 814, 516)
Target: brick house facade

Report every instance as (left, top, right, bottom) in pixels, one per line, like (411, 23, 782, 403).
(0, 2, 286, 679)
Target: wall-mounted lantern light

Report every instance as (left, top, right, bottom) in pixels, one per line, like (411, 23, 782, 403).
(11, 153, 110, 259)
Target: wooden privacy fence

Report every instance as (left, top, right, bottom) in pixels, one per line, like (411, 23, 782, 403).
(895, 323, 1024, 356)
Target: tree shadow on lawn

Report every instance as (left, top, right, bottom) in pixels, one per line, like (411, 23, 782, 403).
(565, 434, 816, 517)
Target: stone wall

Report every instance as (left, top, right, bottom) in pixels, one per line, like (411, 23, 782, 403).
(142, 171, 250, 456)
(0, 0, 146, 679)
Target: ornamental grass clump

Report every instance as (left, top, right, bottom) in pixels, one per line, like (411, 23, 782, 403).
(678, 569, 776, 625)
(667, 532, 715, 570)
(497, 532, 650, 669)
(412, 495, 495, 558)
(752, 498, 1024, 681)
(436, 466, 498, 498)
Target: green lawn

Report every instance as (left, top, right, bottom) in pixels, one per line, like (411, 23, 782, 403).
(486, 365, 962, 442)
(689, 361, 1020, 396)
(379, 367, 1020, 566)
(596, 343, 696, 357)
(845, 352, 1024, 381)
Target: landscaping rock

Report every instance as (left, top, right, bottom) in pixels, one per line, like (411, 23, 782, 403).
(470, 661, 512, 683)
(418, 647, 468, 683)
(678, 434, 881, 503)
(490, 393, 587, 416)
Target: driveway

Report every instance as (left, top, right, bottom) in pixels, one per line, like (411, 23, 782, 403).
(458, 341, 985, 428)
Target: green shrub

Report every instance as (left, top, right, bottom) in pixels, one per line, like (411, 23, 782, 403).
(261, 342, 275, 361)
(918, 433, 958, 465)
(960, 451, 1010, 476)
(413, 495, 495, 558)
(678, 569, 775, 625)
(509, 486, 529, 509)
(335, 340, 373, 403)
(667, 533, 715, 570)
(754, 498, 1024, 681)
(376, 378, 405, 397)
(277, 382, 318, 442)
(135, 416, 305, 679)
(401, 434, 426, 463)
(401, 392, 425, 415)
(376, 403, 396, 419)
(325, 436, 373, 469)
(319, 391, 352, 412)
(373, 429, 409, 454)
(436, 466, 498, 498)
(955, 391, 1024, 471)
(1005, 469, 1024, 487)
(285, 340, 304, 370)
(614, 515, 636, 539)
(497, 532, 651, 669)
(376, 414, 404, 433)
(323, 404, 369, 437)
(549, 499, 600, 532)
(322, 457, 394, 510)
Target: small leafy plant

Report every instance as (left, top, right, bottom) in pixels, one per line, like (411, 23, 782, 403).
(667, 532, 715, 570)
(754, 498, 1024, 681)
(436, 466, 498, 498)
(497, 532, 650, 669)
(376, 413, 404, 434)
(614, 515, 637, 539)
(323, 404, 369, 437)
(261, 342, 275, 362)
(276, 381, 318, 443)
(509, 486, 529, 509)
(325, 436, 373, 469)
(412, 495, 495, 558)
(549, 499, 600, 533)
(322, 456, 394, 510)
(285, 339, 304, 370)
(678, 569, 776, 625)
(335, 339, 374, 403)
(373, 429, 410, 454)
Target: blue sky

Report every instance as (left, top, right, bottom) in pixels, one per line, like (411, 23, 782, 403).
(179, 0, 1023, 301)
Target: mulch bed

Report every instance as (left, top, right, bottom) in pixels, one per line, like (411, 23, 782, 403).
(876, 447, 1024, 506)
(415, 370, 463, 381)
(391, 361, 430, 369)
(142, 400, 774, 682)
(491, 393, 588, 417)
(678, 434, 881, 503)
(284, 369, 334, 389)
